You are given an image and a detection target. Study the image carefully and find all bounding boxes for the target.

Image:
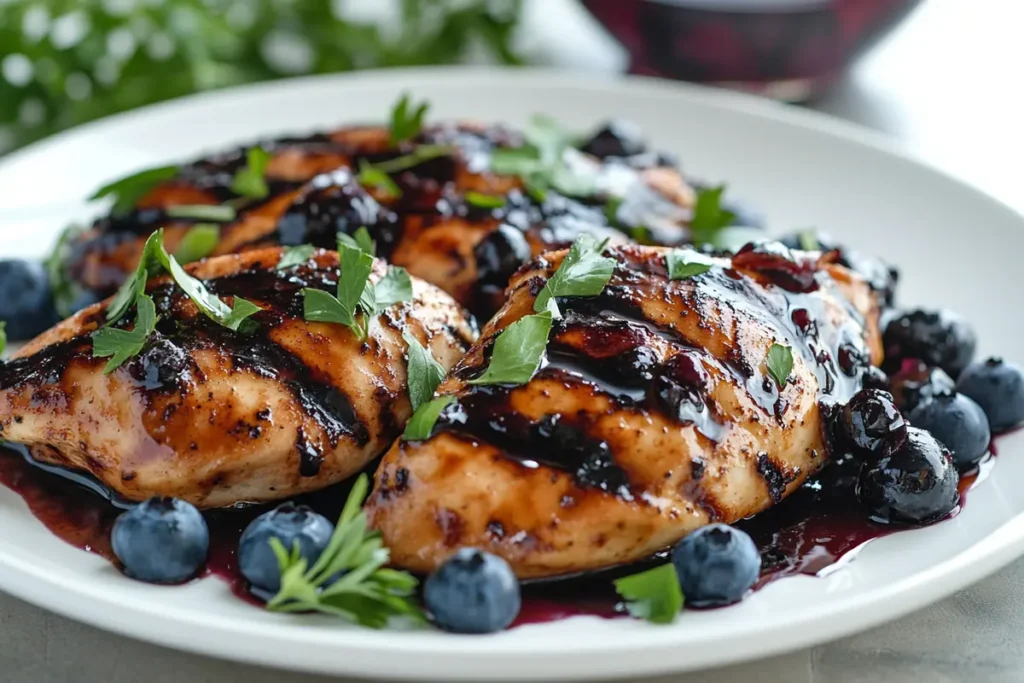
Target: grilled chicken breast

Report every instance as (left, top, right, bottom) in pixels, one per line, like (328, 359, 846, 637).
(68, 122, 699, 316)
(366, 243, 883, 578)
(0, 248, 475, 508)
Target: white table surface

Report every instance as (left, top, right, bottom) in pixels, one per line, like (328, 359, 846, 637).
(3, 1, 1023, 681)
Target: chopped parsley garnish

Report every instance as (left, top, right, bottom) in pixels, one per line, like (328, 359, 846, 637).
(369, 267, 413, 316)
(465, 191, 506, 209)
(468, 310, 553, 386)
(277, 244, 316, 270)
(165, 204, 237, 222)
(358, 159, 401, 198)
(266, 474, 425, 628)
(91, 294, 158, 374)
(490, 115, 598, 198)
(666, 250, 715, 280)
(338, 227, 376, 256)
(767, 343, 794, 389)
(797, 230, 820, 251)
(90, 164, 180, 214)
(389, 94, 429, 145)
(173, 224, 220, 264)
(0, 321, 6, 357)
(403, 332, 446, 412)
(533, 234, 615, 317)
(689, 185, 736, 245)
(404, 395, 455, 442)
(613, 563, 684, 625)
(231, 146, 271, 199)
(369, 145, 455, 174)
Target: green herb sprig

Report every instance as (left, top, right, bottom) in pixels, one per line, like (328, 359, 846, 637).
(469, 310, 553, 386)
(389, 94, 429, 144)
(90, 165, 180, 214)
(403, 332, 446, 412)
(613, 564, 684, 624)
(689, 186, 736, 246)
(91, 294, 158, 374)
(338, 227, 377, 256)
(266, 474, 425, 628)
(666, 250, 715, 280)
(533, 234, 616, 317)
(173, 224, 220, 264)
(490, 115, 598, 198)
(404, 395, 456, 441)
(767, 343, 794, 389)
(165, 204, 237, 223)
(277, 245, 316, 270)
(0, 322, 7, 357)
(231, 147, 272, 199)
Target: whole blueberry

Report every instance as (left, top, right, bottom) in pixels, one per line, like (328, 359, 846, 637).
(909, 391, 991, 470)
(473, 224, 531, 290)
(672, 524, 761, 607)
(857, 427, 959, 524)
(424, 548, 521, 633)
(0, 259, 60, 341)
(238, 502, 334, 595)
(839, 389, 907, 456)
(882, 309, 976, 379)
(957, 357, 1024, 433)
(111, 497, 209, 584)
(578, 119, 647, 159)
(861, 366, 891, 392)
(889, 360, 956, 413)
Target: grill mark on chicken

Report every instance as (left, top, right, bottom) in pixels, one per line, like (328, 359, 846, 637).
(66, 123, 697, 318)
(0, 248, 476, 507)
(366, 244, 884, 578)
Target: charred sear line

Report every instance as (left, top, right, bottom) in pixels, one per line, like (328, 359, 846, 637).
(756, 451, 788, 503)
(0, 339, 91, 391)
(435, 388, 634, 500)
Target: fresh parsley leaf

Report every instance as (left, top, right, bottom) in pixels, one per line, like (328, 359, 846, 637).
(534, 234, 616, 317)
(223, 298, 262, 332)
(358, 159, 401, 198)
(0, 321, 6, 357)
(160, 249, 258, 331)
(91, 294, 158, 373)
(338, 226, 377, 256)
(266, 474, 425, 628)
(165, 204, 237, 222)
(303, 288, 355, 328)
(277, 244, 316, 270)
(490, 116, 598, 199)
(524, 114, 571, 164)
(767, 343, 794, 389)
(45, 223, 87, 318)
(371, 267, 413, 315)
(613, 563, 684, 625)
(605, 197, 623, 225)
(666, 250, 715, 280)
(90, 164, 180, 214)
(705, 226, 764, 253)
(403, 332, 446, 412)
(389, 94, 429, 144)
(690, 185, 737, 245)
(231, 146, 271, 199)
(465, 191, 506, 209)
(797, 230, 820, 251)
(370, 145, 454, 174)
(105, 231, 166, 325)
(469, 311, 553, 386)
(173, 224, 220, 264)
(301, 242, 373, 339)
(490, 146, 542, 177)
(404, 395, 455, 441)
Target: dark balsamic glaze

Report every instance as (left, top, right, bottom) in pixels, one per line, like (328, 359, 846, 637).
(0, 444, 993, 626)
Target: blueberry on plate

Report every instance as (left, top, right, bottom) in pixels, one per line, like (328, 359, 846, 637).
(238, 502, 334, 595)
(909, 391, 991, 470)
(578, 119, 647, 159)
(0, 259, 60, 341)
(957, 357, 1024, 433)
(671, 524, 761, 607)
(839, 389, 907, 456)
(473, 224, 531, 290)
(111, 497, 209, 584)
(882, 308, 976, 379)
(424, 548, 521, 633)
(857, 427, 959, 524)
(889, 360, 956, 413)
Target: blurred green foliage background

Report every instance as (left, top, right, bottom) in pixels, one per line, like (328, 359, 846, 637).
(0, 0, 523, 153)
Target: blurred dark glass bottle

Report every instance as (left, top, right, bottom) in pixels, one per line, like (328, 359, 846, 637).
(580, 0, 922, 101)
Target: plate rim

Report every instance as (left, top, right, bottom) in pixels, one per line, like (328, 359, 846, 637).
(2, 66, 1024, 680)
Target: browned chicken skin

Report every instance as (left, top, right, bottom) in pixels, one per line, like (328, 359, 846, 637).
(68, 123, 698, 316)
(0, 248, 476, 507)
(366, 244, 883, 579)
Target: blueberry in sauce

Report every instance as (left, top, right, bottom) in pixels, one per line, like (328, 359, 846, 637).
(957, 357, 1024, 433)
(908, 391, 991, 470)
(238, 502, 334, 595)
(882, 309, 976, 379)
(473, 224, 532, 290)
(424, 548, 521, 633)
(671, 524, 761, 607)
(889, 360, 956, 413)
(578, 119, 647, 159)
(839, 389, 907, 456)
(857, 427, 959, 524)
(860, 366, 891, 392)
(0, 259, 60, 341)
(111, 497, 209, 584)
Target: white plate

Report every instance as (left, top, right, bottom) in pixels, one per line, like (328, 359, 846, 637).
(1, 67, 1023, 681)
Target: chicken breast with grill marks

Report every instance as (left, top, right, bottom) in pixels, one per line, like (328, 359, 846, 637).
(67, 122, 697, 317)
(366, 243, 883, 579)
(0, 248, 476, 508)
